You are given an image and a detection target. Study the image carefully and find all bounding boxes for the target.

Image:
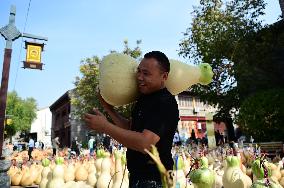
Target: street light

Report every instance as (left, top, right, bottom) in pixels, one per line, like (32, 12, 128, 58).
(0, 5, 47, 187)
(0, 5, 48, 157)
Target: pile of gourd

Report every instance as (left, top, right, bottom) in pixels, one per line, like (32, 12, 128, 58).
(8, 149, 129, 188)
(8, 145, 284, 188)
(8, 148, 53, 162)
(146, 145, 284, 188)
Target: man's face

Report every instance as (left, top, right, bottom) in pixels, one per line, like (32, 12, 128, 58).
(136, 58, 168, 94)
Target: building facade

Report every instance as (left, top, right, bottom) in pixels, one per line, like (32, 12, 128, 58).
(176, 91, 217, 141)
(30, 107, 52, 148)
(49, 90, 90, 148)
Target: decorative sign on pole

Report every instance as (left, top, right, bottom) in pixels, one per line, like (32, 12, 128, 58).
(0, 5, 48, 187)
(23, 41, 45, 70)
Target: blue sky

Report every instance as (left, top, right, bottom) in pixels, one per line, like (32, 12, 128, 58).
(0, 0, 282, 109)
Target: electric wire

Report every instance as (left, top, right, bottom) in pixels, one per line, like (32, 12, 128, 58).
(13, 0, 32, 91)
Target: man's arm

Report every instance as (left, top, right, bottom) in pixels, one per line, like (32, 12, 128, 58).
(104, 108, 131, 130)
(85, 109, 159, 153)
(104, 121, 160, 153)
(98, 94, 130, 130)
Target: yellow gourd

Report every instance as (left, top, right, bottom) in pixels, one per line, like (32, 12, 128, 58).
(75, 165, 88, 181)
(87, 170, 97, 187)
(279, 176, 284, 187)
(64, 164, 75, 182)
(11, 170, 22, 186)
(20, 168, 34, 186)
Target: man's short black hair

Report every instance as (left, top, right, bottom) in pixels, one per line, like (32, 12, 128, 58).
(144, 51, 170, 72)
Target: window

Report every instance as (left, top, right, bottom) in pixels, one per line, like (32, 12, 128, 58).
(178, 95, 193, 107)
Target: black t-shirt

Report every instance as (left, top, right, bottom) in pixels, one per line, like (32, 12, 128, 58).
(126, 88, 179, 181)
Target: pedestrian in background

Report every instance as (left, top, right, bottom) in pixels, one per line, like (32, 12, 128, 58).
(88, 136, 95, 156)
(71, 137, 80, 156)
(52, 137, 60, 156)
(28, 136, 34, 160)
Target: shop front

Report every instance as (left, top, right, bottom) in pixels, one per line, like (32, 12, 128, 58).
(178, 116, 207, 142)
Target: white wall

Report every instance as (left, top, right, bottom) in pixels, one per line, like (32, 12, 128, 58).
(30, 107, 52, 148)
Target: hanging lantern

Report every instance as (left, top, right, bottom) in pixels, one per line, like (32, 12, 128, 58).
(23, 41, 45, 70)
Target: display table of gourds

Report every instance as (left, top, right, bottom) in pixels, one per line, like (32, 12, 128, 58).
(7, 145, 284, 188)
(146, 145, 284, 188)
(8, 149, 129, 188)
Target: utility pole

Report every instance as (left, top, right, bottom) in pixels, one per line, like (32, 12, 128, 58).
(0, 5, 47, 187)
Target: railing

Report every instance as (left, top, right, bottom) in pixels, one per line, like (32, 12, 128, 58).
(243, 142, 283, 157)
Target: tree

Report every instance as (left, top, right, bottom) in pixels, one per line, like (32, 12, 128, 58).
(178, 0, 267, 141)
(5, 91, 37, 138)
(237, 89, 284, 141)
(71, 40, 142, 120)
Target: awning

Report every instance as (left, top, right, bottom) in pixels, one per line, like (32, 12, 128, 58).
(180, 116, 206, 121)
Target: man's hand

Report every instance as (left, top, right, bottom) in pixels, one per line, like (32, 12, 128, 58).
(98, 93, 114, 112)
(84, 108, 109, 133)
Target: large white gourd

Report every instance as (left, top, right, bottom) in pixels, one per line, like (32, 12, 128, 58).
(112, 151, 128, 188)
(87, 159, 97, 186)
(39, 159, 51, 188)
(96, 154, 113, 188)
(214, 170, 223, 188)
(166, 60, 213, 95)
(99, 53, 213, 106)
(222, 156, 252, 188)
(47, 157, 65, 188)
(95, 149, 106, 177)
(189, 157, 215, 188)
(166, 60, 200, 95)
(99, 53, 138, 106)
(173, 155, 187, 188)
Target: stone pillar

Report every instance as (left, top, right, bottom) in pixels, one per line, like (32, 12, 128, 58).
(206, 113, 216, 149)
(0, 146, 12, 187)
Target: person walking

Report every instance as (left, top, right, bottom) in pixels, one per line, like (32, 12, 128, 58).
(41, 141, 45, 150)
(71, 137, 80, 156)
(28, 136, 35, 160)
(88, 136, 95, 156)
(52, 137, 60, 156)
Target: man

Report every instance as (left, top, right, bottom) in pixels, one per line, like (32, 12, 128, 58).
(85, 51, 179, 187)
(173, 130, 181, 146)
(71, 137, 80, 156)
(35, 140, 39, 149)
(28, 136, 34, 160)
(52, 136, 60, 156)
(103, 134, 111, 152)
(88, 136, 95, 156)
(41, 141, 45, 150)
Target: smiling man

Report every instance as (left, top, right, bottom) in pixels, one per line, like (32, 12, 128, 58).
(84, 51, 179, 188)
